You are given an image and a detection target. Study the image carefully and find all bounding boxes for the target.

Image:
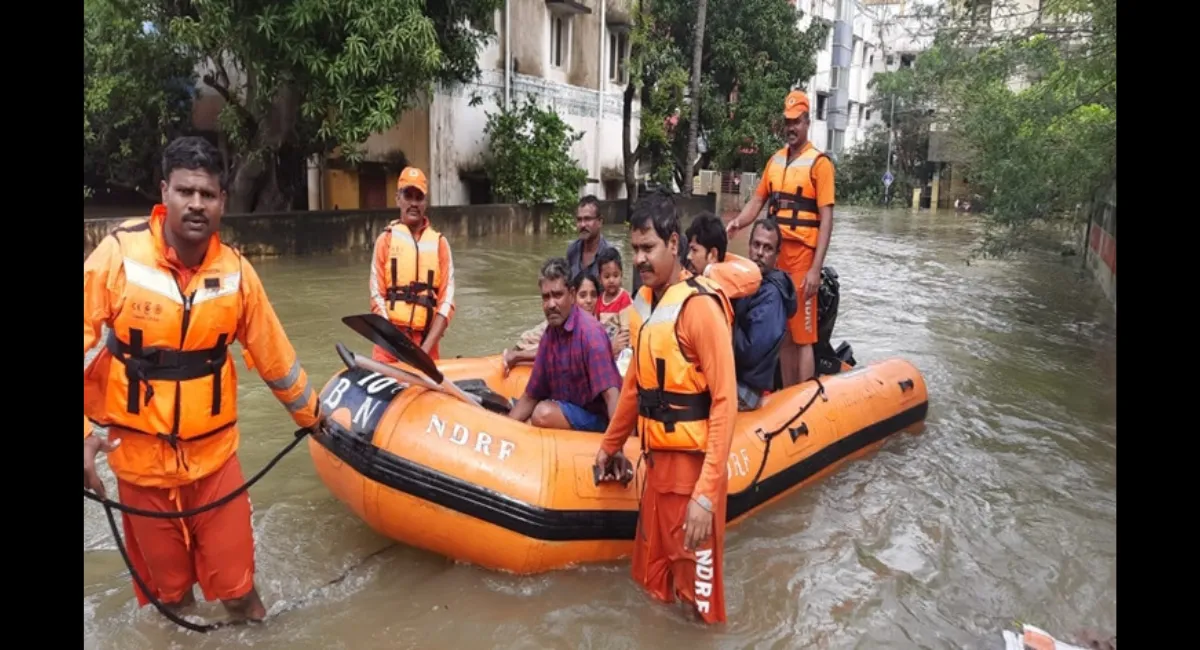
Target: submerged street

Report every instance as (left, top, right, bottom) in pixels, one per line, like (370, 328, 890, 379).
(84, 206, 1117, 649)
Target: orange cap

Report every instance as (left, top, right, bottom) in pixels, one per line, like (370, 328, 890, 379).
(397, 166, 428, 195)
(784, 90, 810, 120)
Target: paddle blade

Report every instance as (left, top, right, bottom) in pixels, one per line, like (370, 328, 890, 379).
(340, 313, 444, 383)
(335, 342, 356, 370)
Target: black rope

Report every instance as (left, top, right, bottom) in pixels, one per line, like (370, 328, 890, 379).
(270, 542, 399, 615)
(84, 425, 316, 633)
(748, 377, 826, 490)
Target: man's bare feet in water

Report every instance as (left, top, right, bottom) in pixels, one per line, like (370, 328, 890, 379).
(1074, 629, 1116, 650)
(221, 587, 267, 623)
(162, 589, 198, 615)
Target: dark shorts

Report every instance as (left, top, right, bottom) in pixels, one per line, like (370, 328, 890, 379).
(554, 400, 609, 432)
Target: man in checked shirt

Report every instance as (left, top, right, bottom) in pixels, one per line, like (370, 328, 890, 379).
(506, 257, 622, 432)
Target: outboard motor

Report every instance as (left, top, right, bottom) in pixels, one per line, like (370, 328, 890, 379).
(815, 266, 841, 346)
(814, 266, 856, 376)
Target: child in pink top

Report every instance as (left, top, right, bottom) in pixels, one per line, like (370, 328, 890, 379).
(594, 248, 633, 358)
(595, 247, 633, 316)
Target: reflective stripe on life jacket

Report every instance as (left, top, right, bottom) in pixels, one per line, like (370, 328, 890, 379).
(385, 220, 443, 334)
(628, 275, 734, 453)
(90, 216, 242, 461)
(762, 145, 829, 248)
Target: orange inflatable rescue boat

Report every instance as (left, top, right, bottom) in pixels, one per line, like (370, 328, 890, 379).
(308, 285, 928, 575)
(309, 350, 927, 574)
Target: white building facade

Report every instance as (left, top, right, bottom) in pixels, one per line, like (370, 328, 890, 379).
(792, 0, 922, 158)
(188, 0, 641, 210)
(349, 0, 641, 209)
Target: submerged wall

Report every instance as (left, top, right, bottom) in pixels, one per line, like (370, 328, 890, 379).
(1083, 180, 1116, 308)
(82, 196, 717, 259)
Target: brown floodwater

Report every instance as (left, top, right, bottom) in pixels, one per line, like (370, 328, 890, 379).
(84, 206, 1116, 649)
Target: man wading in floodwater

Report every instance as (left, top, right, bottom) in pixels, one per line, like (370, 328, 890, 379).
(83, 136, 324, 623)
(369, 166, 457, 361)
(594, 190, 738, 624)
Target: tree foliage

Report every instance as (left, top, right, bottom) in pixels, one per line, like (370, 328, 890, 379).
(835, 51, 942, 207)
(114, 0, 504, 213)
(622, 0, 688, 198)
(483, 96, 588, 235)
(869, 0, 1116, 256)
(835, 126, 896, 205)
(682, 0, 708, 196)
(624, 0, 827, 190)
(84, 0, 196, 201)
(692, 0, 827, 173)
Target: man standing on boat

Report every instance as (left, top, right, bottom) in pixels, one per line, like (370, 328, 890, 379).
(369, 166, 456, 361)
(594, 190, 738, 624)
(726, 89, 835, 386)
(83, 136, 324, 623)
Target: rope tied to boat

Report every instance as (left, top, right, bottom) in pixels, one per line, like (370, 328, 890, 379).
(748, 377, 827, 491)
(83, 425, 318, 633)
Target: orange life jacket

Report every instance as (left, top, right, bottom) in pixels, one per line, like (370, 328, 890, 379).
(702, 252, 762, 300)
(384, 220, 444, 333)
(85, 215, 242, 471)
(627, 275, 734, 453)
(761, 144, 829, 248)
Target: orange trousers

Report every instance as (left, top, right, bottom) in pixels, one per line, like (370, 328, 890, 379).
(630, 487, 728, 624)
(117, 454, 256, 606)
(777, 241, 819, 345)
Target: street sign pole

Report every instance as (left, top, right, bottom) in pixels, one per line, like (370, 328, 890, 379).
(884, 93, 896, 206)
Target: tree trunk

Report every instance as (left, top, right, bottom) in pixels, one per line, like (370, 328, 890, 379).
(682, 0, 707, 196)
(622, 0, 646, 221)
(225, 85, 303, 214)
(622, 78, 638, 220)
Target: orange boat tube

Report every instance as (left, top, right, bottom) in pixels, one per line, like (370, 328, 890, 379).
(308, 353, 928, 574)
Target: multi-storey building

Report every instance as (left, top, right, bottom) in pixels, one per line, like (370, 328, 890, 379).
(191, 0, 640, 210)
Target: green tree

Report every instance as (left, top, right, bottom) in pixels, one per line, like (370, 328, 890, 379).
(483, 96, 588, 235)
(693, 0, 827, 175)
(622, 0, 689, 202)
(872, 0, 1116, 256)
(623, 0, 827, 191)
(834, 126, 894, 205)
(844, 58, 943, 206)
(143, 0, 503, 213)
(84, 0, 196, 201)
(681, 0, 708, 196)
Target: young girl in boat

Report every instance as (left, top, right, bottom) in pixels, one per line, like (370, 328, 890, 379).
(594, 247, 633, 358)
(595, 247, 632, 318)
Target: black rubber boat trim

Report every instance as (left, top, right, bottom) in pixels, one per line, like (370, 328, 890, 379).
(312, 400, 928, 542)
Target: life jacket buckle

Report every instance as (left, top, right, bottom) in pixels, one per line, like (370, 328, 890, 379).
(127, 361, 156, 405)
(156, 431, 180, 450)
(652, 387, 668, 411)
(155, 431, 189, 471)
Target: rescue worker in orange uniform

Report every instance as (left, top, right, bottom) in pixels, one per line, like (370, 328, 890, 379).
(727, 89, 835, 386)
(595, 190, 738, 624)
(369, 166, 456, 362)
(83, 136, 324, 623)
